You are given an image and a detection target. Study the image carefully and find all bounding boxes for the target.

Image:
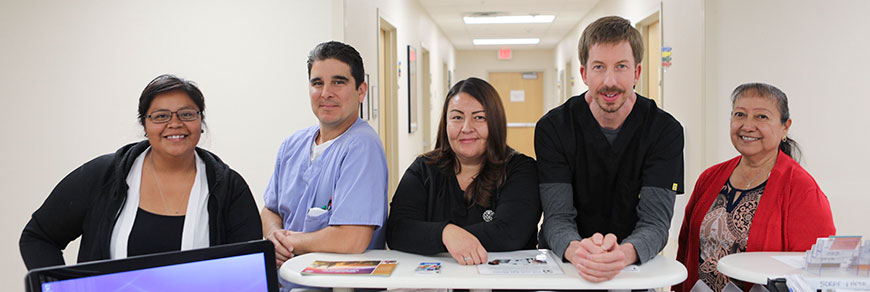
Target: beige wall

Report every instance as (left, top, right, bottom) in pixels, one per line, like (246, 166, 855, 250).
(0, 0, 339, 290)
(342, 0, 456, 178)
(454, 49, 557, 112)
(0, 3, 454, 288)
(660, 0, 707, 249)
(704, 0, 870, 238)
(3, 0, 866, 289)
(554, 0, 870, 257)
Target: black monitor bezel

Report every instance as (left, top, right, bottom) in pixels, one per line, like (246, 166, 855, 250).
(24, 239, 278, 292)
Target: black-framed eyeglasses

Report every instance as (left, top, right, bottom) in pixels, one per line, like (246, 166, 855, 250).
(147, 109, 201, 123)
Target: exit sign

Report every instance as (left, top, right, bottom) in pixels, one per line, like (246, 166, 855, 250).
(498, 48, 512, 60)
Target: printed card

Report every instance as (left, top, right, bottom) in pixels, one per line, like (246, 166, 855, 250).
(415, 262, 441, 274)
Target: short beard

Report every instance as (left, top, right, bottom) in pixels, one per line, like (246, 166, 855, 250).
(599, 103, 620, 113)
(596, 85, 626, 113)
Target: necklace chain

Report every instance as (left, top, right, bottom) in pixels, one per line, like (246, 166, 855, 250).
(149, 152, 173, 214)
(741, 160, 774, 188)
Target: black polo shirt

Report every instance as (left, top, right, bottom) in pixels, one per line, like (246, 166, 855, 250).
(535, 92, 684, 241)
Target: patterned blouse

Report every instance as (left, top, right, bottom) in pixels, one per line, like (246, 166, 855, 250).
(698, 179, 766, 292)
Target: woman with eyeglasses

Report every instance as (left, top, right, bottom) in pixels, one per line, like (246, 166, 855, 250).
(19, 74, 262, 270)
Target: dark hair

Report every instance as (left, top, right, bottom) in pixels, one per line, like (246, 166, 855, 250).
(307, 41, 365, 89)
(730, 82, 801, 161)
(138, 74, 205, 127)
(578, 16, 644, 66)
(424, 77, 510, 208)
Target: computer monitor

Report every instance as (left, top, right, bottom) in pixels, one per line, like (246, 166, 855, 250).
(25, 240, 278, 292)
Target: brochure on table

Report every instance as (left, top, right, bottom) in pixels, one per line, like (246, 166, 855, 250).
(301, 260, 397, 276)
(805, 235, 870, 276)
(784, 236, 870, 291)
(477, 249, 564, 275)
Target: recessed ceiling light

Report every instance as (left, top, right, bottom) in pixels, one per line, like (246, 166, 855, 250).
(463, 15, 555, 24)
(472, 38, 541, 45)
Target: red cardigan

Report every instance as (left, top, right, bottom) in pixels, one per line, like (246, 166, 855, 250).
(675, 151, 835, 292)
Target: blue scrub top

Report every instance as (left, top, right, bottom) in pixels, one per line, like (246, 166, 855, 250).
(264, 118, 388, 250)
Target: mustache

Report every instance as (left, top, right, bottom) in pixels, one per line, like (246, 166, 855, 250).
(597, 86, 625, 95)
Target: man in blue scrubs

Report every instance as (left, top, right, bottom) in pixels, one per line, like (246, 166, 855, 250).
(261, 41, 388, 275)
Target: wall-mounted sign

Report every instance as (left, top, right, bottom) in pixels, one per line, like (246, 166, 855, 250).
(521, 72, 538, 80)
(662, 46, 673, 71)
(510, 90, 525, 102)
(498, 48, 512, 60)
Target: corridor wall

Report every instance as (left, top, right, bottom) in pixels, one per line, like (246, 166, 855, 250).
(0, 1, 342, 290)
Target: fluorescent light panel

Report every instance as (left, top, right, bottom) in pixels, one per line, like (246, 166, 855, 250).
(463, 15, 555, 24)
(472, 38, 540, 45)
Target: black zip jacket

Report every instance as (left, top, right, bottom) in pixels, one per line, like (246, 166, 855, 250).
(20, 141, 262, 270)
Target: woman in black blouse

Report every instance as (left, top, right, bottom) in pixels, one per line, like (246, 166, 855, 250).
(386, 77, 541, 265)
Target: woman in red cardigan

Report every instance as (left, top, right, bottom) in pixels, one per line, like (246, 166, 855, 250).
(675, 83, 835, 292)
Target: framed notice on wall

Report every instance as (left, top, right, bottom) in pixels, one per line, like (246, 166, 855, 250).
(407, 45, 418, 133)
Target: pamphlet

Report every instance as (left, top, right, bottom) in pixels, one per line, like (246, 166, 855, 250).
(415, 262, 441, 274)
(301, 260, 397, 276)
(806, 236, 864, 266)
(477, 250, 563, 275)
(829, 236, 862, 250)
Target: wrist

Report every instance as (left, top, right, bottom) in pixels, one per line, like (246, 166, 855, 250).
(441, 223, 455, 235)
(619, 243, 638, 265)
(441, 223, 456, 243)
(265, 224, 283, 237)
(564, 240, 582, 263)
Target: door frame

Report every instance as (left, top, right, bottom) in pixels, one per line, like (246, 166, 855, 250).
(377, 13, 399, 198)
(637, 9, 662, 107)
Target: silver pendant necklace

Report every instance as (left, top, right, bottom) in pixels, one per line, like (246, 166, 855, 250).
(149, 152, 173, 214)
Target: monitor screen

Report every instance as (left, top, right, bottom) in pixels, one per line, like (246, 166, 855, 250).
(26, 240, 278, 292)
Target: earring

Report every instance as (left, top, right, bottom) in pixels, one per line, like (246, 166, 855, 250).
(144, 133, 148, 137)
(782, 136, 787, 142)
(201, 129, 204, 133)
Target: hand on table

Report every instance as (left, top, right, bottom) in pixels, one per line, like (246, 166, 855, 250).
(442, 224, 488, 265)
(565, 233, 631, 282)
(266, 229, 295, 268)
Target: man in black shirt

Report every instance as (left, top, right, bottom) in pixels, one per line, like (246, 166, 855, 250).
(536, 15, 684, 282)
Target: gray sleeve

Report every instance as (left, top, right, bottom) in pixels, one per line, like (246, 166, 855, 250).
(539, 183, 582, 260)
(622, 186, 676, 264)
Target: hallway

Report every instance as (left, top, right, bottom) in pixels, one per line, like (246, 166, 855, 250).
(2, 1, 869, 290)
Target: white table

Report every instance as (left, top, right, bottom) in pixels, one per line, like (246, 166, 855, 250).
(717, 252, 870, 290)
(280, 249, 687, 291)
(717, 252, 804, 284)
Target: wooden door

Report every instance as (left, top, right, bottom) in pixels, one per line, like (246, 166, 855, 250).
(565, 61, 573, 103)
(488, 72, 543, 159)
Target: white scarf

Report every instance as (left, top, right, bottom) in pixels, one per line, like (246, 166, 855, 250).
(109, 147, 210, 258)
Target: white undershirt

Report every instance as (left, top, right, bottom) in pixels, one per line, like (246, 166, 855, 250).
(310, 132, 343, 162)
